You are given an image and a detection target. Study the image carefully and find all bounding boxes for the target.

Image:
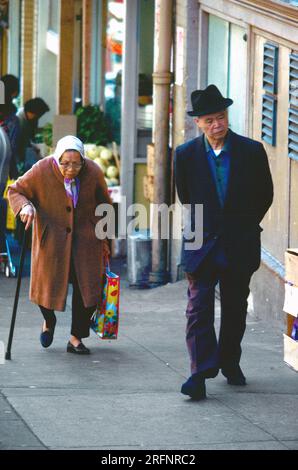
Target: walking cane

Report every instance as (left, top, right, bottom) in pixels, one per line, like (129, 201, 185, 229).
(5, 225, 28, 360)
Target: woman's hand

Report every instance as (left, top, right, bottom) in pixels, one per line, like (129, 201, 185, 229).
(19, 204, 35, 230)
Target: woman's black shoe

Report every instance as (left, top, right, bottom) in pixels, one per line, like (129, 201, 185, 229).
(40, 317, 56, 348)
(67, 341, 90, 355)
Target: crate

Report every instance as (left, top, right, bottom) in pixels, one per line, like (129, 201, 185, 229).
(285, 249, 298, 286)
(283, 249, 298, 372)
(283, 333, 298, 372)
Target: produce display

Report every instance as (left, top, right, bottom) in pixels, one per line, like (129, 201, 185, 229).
(84, 144, 120, 187)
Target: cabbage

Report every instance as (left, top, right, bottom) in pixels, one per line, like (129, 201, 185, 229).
(100, 148, 113, 161)
(106, 165, 119, 178)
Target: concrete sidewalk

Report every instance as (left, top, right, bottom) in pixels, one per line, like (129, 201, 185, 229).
(0, 262, 297, 450)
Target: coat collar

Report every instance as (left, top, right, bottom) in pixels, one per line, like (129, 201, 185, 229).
(204, 130, 232, 155)
(223, 130, 242, 208)
(51, 157, 65, 184)
(195, 130, 241, 209)
(194, 135, 221, 209)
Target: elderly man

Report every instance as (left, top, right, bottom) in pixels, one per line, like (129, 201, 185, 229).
(174, 84, 273, 400)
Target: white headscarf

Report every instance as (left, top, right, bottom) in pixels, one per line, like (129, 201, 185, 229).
(52, 135, 85, 208)
(53, 135, 85, 165)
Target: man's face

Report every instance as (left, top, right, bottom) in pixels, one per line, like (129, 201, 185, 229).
(195, 110, 229, 141)
(26, 111, 38, 121)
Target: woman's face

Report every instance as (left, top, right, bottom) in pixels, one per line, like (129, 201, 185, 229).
(58, 150, 84, 179)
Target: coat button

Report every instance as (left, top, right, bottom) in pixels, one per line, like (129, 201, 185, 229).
(66, 206, 71, 212)
(66, 227, 72, 233)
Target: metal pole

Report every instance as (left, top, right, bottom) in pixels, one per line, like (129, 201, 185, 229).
(149, 0, 173, 286)
(5, 227, 28, 360)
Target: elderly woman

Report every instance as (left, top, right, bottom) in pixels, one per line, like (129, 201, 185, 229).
(8, 135, 112, 355)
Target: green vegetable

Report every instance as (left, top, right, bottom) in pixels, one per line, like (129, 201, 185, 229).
(32, 123, 52, 146)
(33, 133, 44, 144)
(76, 105, 110, 145)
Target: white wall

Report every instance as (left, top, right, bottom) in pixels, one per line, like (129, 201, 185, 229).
(35, 0, 58, 126)
(8, 0, 21, 77)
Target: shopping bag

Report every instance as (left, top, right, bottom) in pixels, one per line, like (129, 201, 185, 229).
(91, 265, 120, 339)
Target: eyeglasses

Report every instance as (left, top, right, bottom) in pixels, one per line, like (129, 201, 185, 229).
(59, 161, 84, 169)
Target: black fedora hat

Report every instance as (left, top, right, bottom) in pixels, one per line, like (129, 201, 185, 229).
(187, 84, 233, 117)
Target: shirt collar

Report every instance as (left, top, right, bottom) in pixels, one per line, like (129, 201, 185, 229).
(204, 130, 231, 156)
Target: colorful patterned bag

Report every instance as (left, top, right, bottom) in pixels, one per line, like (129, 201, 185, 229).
(91, 265, 120, 339)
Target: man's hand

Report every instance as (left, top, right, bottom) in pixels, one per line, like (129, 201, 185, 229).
(19, 204, 35, 230)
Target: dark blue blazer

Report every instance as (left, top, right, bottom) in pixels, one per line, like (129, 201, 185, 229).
(174, 130, 274, 274)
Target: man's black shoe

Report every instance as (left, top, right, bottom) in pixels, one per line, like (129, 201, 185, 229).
(181, 374, 206, 400)
(222, 366, 246, 386)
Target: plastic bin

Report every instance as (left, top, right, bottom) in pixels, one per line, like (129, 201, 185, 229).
(127, 229, 152, 287)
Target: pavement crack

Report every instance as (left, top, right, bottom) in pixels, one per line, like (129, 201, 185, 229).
(211, 393, 290, 449)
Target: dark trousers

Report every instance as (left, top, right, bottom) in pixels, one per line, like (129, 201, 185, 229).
(185, 244, 252, 376)
(39, 257, 96, 339)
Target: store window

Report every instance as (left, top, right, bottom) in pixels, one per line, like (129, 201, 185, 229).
(104, 0, 124, 146)
(46, 0, 59, 55)
(207, 15, 247, 135)
(104, 0, 154, 150)
(136, 0, 154, 156)
(48, 0, 59, 33)
(278, 0, 298, 5)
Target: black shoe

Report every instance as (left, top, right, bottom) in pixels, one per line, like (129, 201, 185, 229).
(181, 374, 206, 400)
(203, 367, 219, 379)
(67, 341, 90, 355)
(222, 365, 246, 386)
(40, 317, 56, 348)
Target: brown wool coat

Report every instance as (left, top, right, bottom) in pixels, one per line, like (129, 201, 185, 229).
(8, 156, 113, 311)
